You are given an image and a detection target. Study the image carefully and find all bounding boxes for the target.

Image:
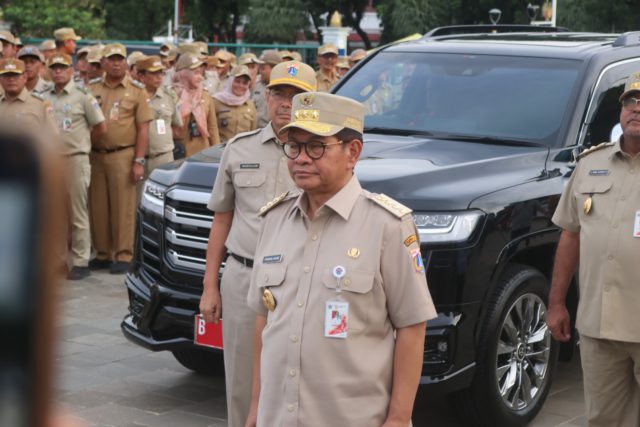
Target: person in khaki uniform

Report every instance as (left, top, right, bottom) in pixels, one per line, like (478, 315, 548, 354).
(136, 55, 182, 177)
(0, 31, 18, 58)
(40, 40, 57, 62)
(548, 73, 640, 427)
(245, 92, 437, 427)
(53, 27, 80, 56)
(200, 60, 317, 427)
(172, 53, 220, 157)
(43, 53, 106, 280)
(88, 43, 154, 274)
(18, 46, 53, 95)
(0, 58, 57, 133)
(238, 53, 264, 90)
(212, 50, 234, 93)
(213, 65, 257, 143)
(253, 50, 281, 128)
(315, 43, 339, 92)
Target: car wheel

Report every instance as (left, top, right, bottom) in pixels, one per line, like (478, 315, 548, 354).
(455, 264, 558, 426)
(172, 348, 225, 376)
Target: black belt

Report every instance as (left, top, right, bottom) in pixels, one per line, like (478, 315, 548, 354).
(91, 145, 135, 154)
(229, 253, 254, 268)
(146, 150, 172, 159)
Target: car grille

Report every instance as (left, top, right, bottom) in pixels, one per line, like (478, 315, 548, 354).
(164, 188, 213, 273)
(140, 210, 162, 281)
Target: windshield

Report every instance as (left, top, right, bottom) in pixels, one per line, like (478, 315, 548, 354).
(336, 51, 581, 146)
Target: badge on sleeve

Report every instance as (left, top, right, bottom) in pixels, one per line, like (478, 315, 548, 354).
(411, 248, 425, 274)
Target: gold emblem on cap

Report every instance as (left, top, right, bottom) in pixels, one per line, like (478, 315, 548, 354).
(294, 109, 320, 121)
(583, 195, 593, 215)
(347, 247, 360, 259)
(262, 288, 277, 311)
(300, 94, 314, 106)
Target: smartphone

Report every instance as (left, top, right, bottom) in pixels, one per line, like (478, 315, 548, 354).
(0, 130, 61, 427)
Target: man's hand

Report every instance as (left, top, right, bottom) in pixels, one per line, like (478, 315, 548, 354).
(547, 303, 571, 342)
(243, 405, 258, 427)
(199, 285, 222, 324)
(130, 162, 144, 184)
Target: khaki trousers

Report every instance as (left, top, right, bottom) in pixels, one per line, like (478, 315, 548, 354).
(89, 148, 136, 263)
(580, 335, 640, 427)
(67, 154, 91, 267)
(221, 256, 255, 427)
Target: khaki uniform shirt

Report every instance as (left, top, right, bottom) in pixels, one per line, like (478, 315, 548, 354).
(0, 88, 58, 136)
(553, 139, 640, 343)
(207, 124, 293, 258)
(213, 98, 257, 143)
(31, 76, 53, 95)
(147, 86, 182, 156)
(89, 76, 154, 150)
(162, 67, 175, 87)
(247, 176, 437, 427)
(204, 71, 220, 94)
(44, 80, 105, 155)
(315, 70, 339, 93)
(252, 80, 269, 129)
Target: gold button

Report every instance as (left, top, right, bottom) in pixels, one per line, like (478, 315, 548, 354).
(311, 234, 318, 241)
(344, 278, 351, 287)
(303, 266, 311, 273)
(297, 300, 304, 307)
(287, 404, 295, 412)
(291, 335, 298, 342)
(289, 369, 296, 377)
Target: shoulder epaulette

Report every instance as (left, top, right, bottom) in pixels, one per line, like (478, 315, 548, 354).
(259, 191, 291, 217)
(578, 142, 615, 160)
(131, 79, 145, 89)
(368, 193, 412, 218)
(89, 77, 103, 85)
(30, 92, 44, 101)
(76, 84, 87, 94)
(163, 85, 177, 99)
(227, 128, 262, 144)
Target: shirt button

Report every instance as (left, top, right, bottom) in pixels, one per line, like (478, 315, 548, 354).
(343, 278, 351, 287)
(303, 266, 311, 273)
(613, 223, 619, 228)
(608, 255, 614, 260)
(291, 335, 298, 342)
(621, 196, 627, 201)
(287, 404, 295, 412)
(311, 234, 318, 241)
(604, 286, 611, 292)
(297, 300, 304, 307)
(289, 369, 297, 377)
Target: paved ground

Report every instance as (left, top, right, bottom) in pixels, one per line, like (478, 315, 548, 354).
(53, 271, 588, 427)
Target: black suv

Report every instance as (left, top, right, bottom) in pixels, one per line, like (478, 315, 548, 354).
(122, 28, 640, 425)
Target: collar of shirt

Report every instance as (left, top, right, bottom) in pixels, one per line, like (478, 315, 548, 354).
(152, 86, 166, 100)
(103, 74, 129, 89)
(291, 174, 361, 221)
(610, 137, 640, 161)
(16, 88, 29, 102)
(61, 79, 75, 94)
(261, 123, 279, 145)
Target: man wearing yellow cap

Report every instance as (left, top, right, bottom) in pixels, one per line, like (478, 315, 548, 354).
(245, 92, 436, 427)
(199, 60, 317, 427)
(17, 46, 53, 95)
(0, 58, 57, 132)
(88, 43, 154, 275)
(136, 55, 182, 177)
(0, 31, 18, 59)
(315, 43, 339, 92)
(54, 28, 81, 56)
(253, 50, 282, 128)
(43, 53, 106, 280)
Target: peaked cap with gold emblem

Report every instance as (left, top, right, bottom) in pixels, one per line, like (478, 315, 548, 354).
(280, 92, 364, 137)
(266, 60, 316, 92)
(619, 72, 640, 101)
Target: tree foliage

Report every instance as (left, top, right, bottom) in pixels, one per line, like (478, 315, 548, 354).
(186, 0, 250, 43)
(101, 0, 174, 40)
(3, 0, 105, 39)
(244, 0, 308, 44)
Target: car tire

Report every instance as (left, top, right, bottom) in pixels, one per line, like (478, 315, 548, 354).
(455, 264, 558, 426)
(172, 348, 225, 376)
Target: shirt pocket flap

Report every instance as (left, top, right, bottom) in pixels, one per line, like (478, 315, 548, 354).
(323, 268, 374, 294)
(233, 171, 266, 188)
(259, 265, 286, 288)
(578, 181, 612, 194)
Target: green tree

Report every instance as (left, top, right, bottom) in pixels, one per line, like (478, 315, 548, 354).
(377, 0, 450, 43)
(185, 0, 250, 43)
(3, 0, 105, 39)
(101, 0, 174, 40)
(244, 0, 308, 44)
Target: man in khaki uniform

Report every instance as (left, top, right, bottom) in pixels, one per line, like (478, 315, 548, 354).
(200, 60, 317, 427)
(0, 31, 17, 59)
(54, 27, 80, 56)
(136, 55, 182, 176)
(253, 50, 281, 128)
(315, 43, 339, 92)
(18, 46, 53, 95)
(40, 40, 57, 62)
(239, 52, 264, 90)
(548, 73, 640, 427)
(245, 92, 436, 426)
(88, 43, 154, 274)
(87, 46, 104, 81)
(212, 50, 234, 92)
(0, 58, 57, 132)
(349, 48, 367, 67)
(44, 53, 106, 280)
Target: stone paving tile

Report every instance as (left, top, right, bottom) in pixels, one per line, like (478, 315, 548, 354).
(116, 392, 191, 414)
(134, 410, 225, 427)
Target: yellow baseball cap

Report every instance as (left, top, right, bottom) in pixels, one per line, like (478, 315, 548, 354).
(47, 53, 73, 68)
(137, 55, 165, 72)
(619, 72, 640, 102)
(280, 92, 364, 136)
(176, 53, 204, 71)
(54, 27, 81, 41)
(0, 58, 25, 75)
(267, 60, 317, 92)
(103, 43, 127, 58)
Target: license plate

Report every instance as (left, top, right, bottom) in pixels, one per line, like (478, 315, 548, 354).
(194, 314, 224, 349)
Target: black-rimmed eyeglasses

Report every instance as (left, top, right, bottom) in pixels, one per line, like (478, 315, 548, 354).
(282, 139, 344, 160)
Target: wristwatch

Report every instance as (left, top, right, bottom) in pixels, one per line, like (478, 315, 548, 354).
(134, 157, 146, 166)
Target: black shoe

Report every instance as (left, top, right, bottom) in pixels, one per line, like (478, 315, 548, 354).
(89, 258, 112, 270)
(67, 266, 90, 281)
(109, 261, 130, 275)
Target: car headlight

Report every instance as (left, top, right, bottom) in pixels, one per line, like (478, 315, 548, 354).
(412, 210, 483, 244)
(140, 180, 167, 216)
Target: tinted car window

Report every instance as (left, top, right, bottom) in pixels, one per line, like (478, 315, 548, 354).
(336, 52, 581, 146)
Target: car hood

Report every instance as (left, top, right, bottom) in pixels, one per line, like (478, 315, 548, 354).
(150, 134, 550, 211)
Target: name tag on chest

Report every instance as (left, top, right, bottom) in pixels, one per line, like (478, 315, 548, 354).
(589, 169, 610, 176)
(240, 163, 260, 169)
